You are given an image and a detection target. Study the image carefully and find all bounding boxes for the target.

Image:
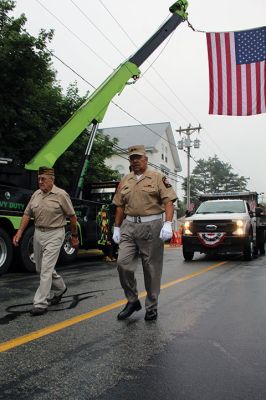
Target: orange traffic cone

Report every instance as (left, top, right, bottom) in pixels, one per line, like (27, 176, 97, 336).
(170, 231, 181, 247)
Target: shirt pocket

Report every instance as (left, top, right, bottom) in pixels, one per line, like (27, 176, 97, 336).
(140, 186, 159, 207)
(31, 202, 39, 217)
(46, 199, 61, 213)
(141, 186, 157, 194)
(141, 186, 157, 195)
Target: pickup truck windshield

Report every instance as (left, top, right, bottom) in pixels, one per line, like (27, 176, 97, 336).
(196, 200, 246, 214)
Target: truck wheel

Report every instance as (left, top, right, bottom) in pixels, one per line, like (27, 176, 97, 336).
(59, 229, 78, 264)
(243, 236, 253, 261)
(183, 245, 194, 261)
(20, 226, 36, 272)
(0, 228, 13, 275)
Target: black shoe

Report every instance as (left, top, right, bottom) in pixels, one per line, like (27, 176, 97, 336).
(145, 309, 157, 321)
(117, 300, 142, 320)
(30, 307, 47, 316)
(49, 287, 67, 305)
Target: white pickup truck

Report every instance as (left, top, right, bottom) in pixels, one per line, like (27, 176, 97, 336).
(182, 192, 265, 261)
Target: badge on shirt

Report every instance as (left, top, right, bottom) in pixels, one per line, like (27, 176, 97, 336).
(162, 176, 172, 188)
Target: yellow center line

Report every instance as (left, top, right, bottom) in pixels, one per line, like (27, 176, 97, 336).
(0, 260, 227, 353)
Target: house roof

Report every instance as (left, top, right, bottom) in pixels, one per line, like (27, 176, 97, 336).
(99, 122, 182, 171)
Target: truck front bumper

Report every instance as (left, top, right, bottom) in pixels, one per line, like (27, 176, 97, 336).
(182, 235, 250, 255)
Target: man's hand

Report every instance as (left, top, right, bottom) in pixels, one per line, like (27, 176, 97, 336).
(159, 221, 173, 241)
(71, 236, 79, 249)
(13, 231, 22, 247)
(112, 227, 121, 244)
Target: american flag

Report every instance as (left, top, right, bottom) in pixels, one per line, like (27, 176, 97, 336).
(206, 27, 266, 116)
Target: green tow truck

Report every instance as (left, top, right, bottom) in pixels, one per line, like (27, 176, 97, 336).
(0, 0, 188, 274)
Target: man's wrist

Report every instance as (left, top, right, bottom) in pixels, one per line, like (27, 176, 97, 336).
(71, 233, 78, 237)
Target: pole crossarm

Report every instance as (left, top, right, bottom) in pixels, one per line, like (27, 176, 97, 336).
(176, 124, 202, 209)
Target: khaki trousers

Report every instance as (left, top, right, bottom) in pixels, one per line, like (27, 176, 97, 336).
(33, 227, 66, 308)
(117, 219, 164, 311)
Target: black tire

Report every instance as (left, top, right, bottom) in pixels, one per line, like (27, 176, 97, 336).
(256, 230, 265, 255)
(0, 228, 13, 275)
(20, 226, 36, 272)
(243, 236, 253, 261)
(182, 245, 194, 261)
(59, 228, 79, 265)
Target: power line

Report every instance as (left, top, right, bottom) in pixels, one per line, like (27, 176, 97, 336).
(98, 0, 195, 124)
(35, 0, 113, 69)
(33, 0, 249, 184)
(70, 0, 190, 124)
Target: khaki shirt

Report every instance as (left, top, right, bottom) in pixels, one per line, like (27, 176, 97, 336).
(24, 185, 76, 228)
(113, 169, 177, 216)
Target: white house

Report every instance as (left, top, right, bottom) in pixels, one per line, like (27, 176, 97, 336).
(99, 122, 183, 228)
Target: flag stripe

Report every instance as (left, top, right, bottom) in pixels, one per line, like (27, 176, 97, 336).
(261, 61, 266, 112)
(206, 33, 214, 114)
(236, 64, 242, 115)
(246, 63, 252, 115)
(206, 27, 266, 116)
(230, 32, 237, 115)
(220, 33, 227, 114)
(255, 62, 261, 114)
(225, 33, 232, 115)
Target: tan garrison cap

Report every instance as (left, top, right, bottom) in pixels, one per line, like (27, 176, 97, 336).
(38, 166, 55, 176)
(128, 145, 146, 156)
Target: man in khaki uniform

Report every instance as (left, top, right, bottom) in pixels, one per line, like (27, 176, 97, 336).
(112, 145, 177, 321)
(13, 167, 79, 316)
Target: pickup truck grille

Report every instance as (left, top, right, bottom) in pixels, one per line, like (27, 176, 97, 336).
(191, 219, 235, 234)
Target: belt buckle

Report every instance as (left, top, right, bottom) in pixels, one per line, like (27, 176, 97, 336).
(133, 216, 141, 223)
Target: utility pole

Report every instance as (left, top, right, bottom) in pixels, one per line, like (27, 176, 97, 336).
(176, 124, 202, 210)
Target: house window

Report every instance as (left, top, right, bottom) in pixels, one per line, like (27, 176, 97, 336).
(165, 147, 168, 163)
(161, 144, 164, 160)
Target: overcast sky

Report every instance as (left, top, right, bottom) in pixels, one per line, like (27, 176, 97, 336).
(13, 0, 266, 200)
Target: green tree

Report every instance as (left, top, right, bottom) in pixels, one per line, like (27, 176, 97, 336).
(182, 155, 249, 205)
(0, 0, 119, 188)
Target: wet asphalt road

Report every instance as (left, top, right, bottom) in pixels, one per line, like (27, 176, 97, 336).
(0, 248, 266, 399)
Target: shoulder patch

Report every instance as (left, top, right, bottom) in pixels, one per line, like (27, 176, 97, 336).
(162, 176, 172, 188)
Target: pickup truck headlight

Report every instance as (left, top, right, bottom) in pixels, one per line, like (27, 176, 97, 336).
(233, 220, 245, 235)
(184, 221, 192, 235)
